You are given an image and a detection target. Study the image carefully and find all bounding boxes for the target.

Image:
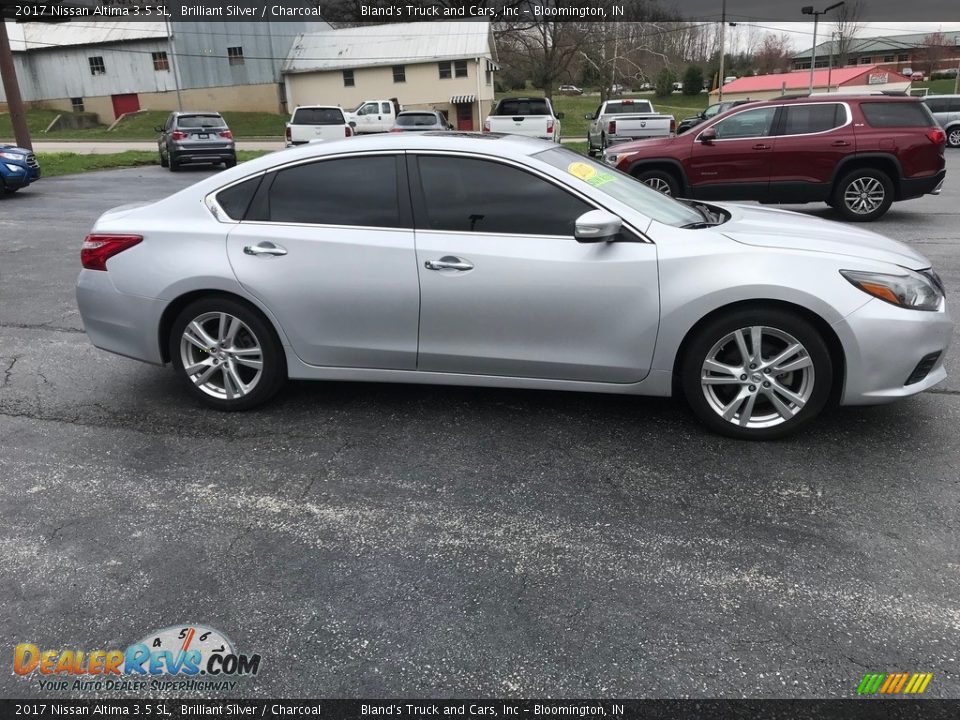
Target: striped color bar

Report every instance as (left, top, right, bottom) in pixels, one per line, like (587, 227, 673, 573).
(857, 673, 933, 695)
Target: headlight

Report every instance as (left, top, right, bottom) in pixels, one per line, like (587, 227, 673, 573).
(603, 154, 619, 166)
(4, 163, 23, 172)
(0, 152, 24, 161)
(840, 268, 944, 311)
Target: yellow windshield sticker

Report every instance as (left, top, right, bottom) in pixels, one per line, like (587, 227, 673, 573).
(567, 161, 615, 187)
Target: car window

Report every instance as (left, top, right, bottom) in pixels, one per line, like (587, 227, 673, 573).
(861, 102, 935, 127)
(358, 103, 378, 116)
(496, 99, 550, 116)
(255, 156, 401, 228)
(781, 104, 844, 135)
(711, 107, 777, 139)
(292, 107, 344, 125)
(215, 176, 262, 220)
(703, 104, 722, 118)
(417, 156, 592, 236)
(951, 98, 960, 112)
(381, 102, 392, 114)
(536, 147, 704, 228)
(177, 115, 226, 129)
(925, 98, 949, 113)
(397, 113, 439, 127)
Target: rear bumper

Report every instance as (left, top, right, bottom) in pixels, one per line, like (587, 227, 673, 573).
(76, 269, 164, 365)
(899, 168, 946, 200)
(608, 133, 672, 146)
(170, 147, 236, 164)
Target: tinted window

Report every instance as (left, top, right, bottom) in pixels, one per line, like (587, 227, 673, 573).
(177, 115, 225, 129)
(261, 156, 401, 228)
(417, 156, 591, 236)
(924, 98, 950, 113)
(381, 102, 392, 114)
(291, 107, 344, 125)
(397, 113, 439, 127)
(215, 176, 262, 220)
(711, 107, 777, 139)
(496, 99, 550, 116)
(781, 104, 844, 135)
(861, 102, 935, 127)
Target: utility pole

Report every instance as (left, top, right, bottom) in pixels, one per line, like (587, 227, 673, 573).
(827, 32, 836, 92)
(803, 2, 845, 95)
(164, 18, 183, 111)
(0, 20, 32, 150)
(718, 0, 726, 101)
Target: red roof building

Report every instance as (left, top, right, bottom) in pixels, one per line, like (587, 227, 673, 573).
(711, 65, 912, 101)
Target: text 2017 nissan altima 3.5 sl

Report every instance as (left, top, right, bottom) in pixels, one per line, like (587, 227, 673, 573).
(75, 134, 953, 440)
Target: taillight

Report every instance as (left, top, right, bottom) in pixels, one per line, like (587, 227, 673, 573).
(389, 128, 403, 133)
(482, 119, 490, 133)
(926, 127, 946, 146)
(546, 120, 554, 135)
(345, 125, 353, 137)
(670, 116, 676, 134)
(219, 130, 233, 139)
(81, 234, 142, 271)
(170, 131, 187, 141)
(285, 126, 291, 141)
(608, 120, 616, 135)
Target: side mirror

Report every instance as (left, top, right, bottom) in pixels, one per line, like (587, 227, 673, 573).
(584, 113, 594, 120)
(575, 210, 622, 243)
(154, 126, 164, 133)
(556, 112, 565, 119)
(699, 127, 717, 144)
(348, 121, 357, 128)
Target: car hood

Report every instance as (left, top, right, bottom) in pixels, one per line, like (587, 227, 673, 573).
(607, 136, 680, 155)
(0, 144, 29, 155)
(716, 203, 930, 270)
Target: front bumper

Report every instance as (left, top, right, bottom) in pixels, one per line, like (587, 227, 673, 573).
(835, 297, 953, 405)
(76, 270, 165, 365)
(2, 162, 40, 188)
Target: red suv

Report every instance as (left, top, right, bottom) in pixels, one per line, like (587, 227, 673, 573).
(603, 95, 946, 221)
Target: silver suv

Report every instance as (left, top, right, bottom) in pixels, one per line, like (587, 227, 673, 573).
(156, 112, 237, 171)
(923, 95, 960, 148)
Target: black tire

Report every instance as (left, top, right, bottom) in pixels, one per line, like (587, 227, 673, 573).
(635, 169, 679, 197)
(3, 186, 18, 194)
(169, 296, 286, 411)
(169, 155, 180, 172)
(947, 126, 960, 149)
(224, 156, 237, 168)
(680, 307, 833, 440)
(159, 150, 169, 168)
(831, 168, 893, 222)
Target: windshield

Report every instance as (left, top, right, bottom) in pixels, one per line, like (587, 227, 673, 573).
(535, 147, 704, 228)
(177, 115, 225, 129)
(397, 113, 440, 127)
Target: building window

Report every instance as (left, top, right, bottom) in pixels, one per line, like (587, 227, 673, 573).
(343, 69, 354, 87)
(88, 56, 105, 75)
(392, 65, 406, 83)
(454, 60, 468, 78)
(882, 55, 894, 62)
(227, 46, 244, 66)
(485, 67, 492, 85)
(898, 53, 909, 62)
(152, 51, 169, 71)
(439, 61, 452, 79)
(860, 56, 872, 64)
(71, 97, 84, 112)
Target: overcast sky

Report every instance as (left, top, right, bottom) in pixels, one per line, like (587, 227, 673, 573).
(728, 21, 960, 54)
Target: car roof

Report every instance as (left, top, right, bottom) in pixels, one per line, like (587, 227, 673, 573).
(294, 105, 343, 110)
(766, 94, 922, 105)
(173, 111, 223, 116)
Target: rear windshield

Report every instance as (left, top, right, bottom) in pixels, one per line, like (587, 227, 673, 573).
(292, 107, 345, 125)
(860, 102, 935, 128)
(496, 99, 551, 116)
(604, 101, 654, 114)
(177, 115, 225, 129)
(396, 113, 439, 127)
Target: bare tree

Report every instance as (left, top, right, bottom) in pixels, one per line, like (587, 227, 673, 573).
(832, 0, 864, 67)
(496, 22, 586, 101)
(753, 33, 794, 75)
(918, 31, 952, 75)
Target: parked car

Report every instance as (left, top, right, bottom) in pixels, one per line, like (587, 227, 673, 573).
(285, 105, 353, 147)
(559, 84, 583, 95)
(672, 82, 684, 92)
(604, 95, 946, 221)
(638, 82, 652, 91)
(156, 112, 236, 171)
(75, 133, 952, 440)
(585, 99, 675, 155)
(610, 83, 627, 95)
(922, 95, 960, 148)
(391, 110, 454, 132)
(0, 144, 40, 194)
(676, 99, 753, 135)
(483, 97, 563, 142)
(344, 99, 402, 134)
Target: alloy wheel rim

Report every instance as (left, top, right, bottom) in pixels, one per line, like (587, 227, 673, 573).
(949, 128, 960, 147)
(700, 325, 815, 429)
(179, 312, 263, 400)
(644, 177, 672, 195)
(843, 177, 885, 214)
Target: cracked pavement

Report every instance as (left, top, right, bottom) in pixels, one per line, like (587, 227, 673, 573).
(1, 159, 959, 699)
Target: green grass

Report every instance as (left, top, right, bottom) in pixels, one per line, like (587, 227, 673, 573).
(36, 150, 269, 177)
(912, 78, 960, 95)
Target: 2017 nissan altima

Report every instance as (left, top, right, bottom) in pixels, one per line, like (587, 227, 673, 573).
(75, 133, 953, 439)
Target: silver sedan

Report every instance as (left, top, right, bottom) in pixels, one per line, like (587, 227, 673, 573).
(76, 133, 953, 439)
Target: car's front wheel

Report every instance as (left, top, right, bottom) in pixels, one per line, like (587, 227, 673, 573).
(635, 169, 679, 197)
(680, 308, 833, 439)
(169, 297, 286, 411)
(832, 168, 893, 222)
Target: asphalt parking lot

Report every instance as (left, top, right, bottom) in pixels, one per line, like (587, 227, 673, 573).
(2, 155, 959, 699)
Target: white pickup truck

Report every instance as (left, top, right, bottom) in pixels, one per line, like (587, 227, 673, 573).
(585, 99, 675, 155)
(344, 99, 402, 134)
(285, 105, 353, 147)
(483, 97, 563, 142)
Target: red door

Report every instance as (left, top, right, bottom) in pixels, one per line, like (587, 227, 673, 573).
(456, 104, 474, 131)
(111, 93, 140, 119)
(688, 106, 778, 200)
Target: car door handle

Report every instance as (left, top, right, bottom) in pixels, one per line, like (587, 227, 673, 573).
(752, 143, 771, 150)
(243, 242, 287, 257)
(831, 140, 850, 146)
(425, 256, 473, 271)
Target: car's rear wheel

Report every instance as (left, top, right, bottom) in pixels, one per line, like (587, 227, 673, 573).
(224, 156, 237, 168)
(635, 169, 679, 197)
(832, 168, 893, 222)
(169, 155, 180, 172)
(159, 151, 169, 168)
(680, 308, 833, 440)
(948, 127, 960, 148)
(169, 297, 286, 411)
